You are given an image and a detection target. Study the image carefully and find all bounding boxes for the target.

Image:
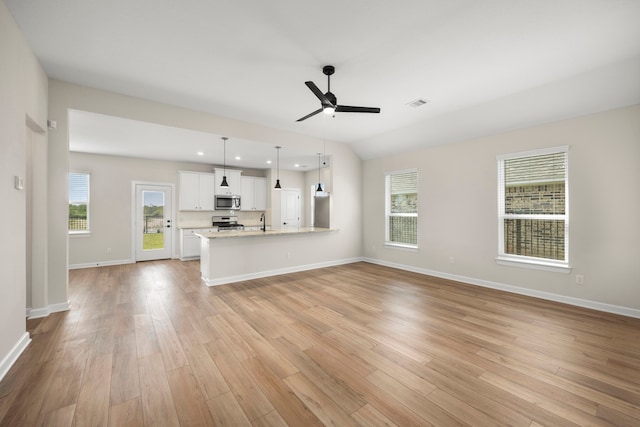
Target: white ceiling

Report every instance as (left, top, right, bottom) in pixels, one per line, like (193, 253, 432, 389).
(6, 0, 640, 166)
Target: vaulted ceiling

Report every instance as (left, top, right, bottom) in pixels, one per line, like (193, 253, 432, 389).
(6, 0, 640, 166)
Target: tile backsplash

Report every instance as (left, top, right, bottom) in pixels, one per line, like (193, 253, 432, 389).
(177, 210, 269, 227)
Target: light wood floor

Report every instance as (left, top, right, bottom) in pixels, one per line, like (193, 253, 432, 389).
(1, 261, 639, 426)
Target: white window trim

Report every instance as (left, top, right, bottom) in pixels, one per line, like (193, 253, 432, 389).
(385, 168, 418, 249)
(496, 146, 570, 272)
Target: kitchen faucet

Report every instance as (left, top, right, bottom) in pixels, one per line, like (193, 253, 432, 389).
(260, 213, 266, 232)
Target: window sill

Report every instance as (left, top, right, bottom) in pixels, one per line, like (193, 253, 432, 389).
(496, 256, 571, 274)
(69, 231, 91, 237)
(384, 242, 418, 251)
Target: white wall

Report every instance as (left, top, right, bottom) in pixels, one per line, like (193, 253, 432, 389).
(0, 2, 48, 378)
(362, 105, 640, 314)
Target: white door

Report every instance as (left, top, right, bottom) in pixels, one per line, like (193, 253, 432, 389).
(135, 184, 173, 261)
(281, 189, 300, 230)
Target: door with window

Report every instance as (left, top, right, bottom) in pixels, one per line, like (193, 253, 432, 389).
(135, 184, 173, 261)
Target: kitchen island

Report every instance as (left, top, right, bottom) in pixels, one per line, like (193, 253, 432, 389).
(195, 227, 343, 286)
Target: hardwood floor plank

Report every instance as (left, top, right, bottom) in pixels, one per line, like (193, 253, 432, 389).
(137, 352, 180, 426)
(1, 260, 638, 426)
(242, 356, 324, 427)
(73, 352, 112, 427)
(167, 365, 216, 426)
(205, 390, 252, 427)
(250, 410, 289, 427)
(351, 403, 399, 427)
(206, 337, 276, 422)
(284, 371, 360, 427)
(271, 336, 367, 414)
(108, 397, 144, 427)
(178, 332, 230, 399)
(38, 403, 76, 427)
(365, 369, 463, 426)
(110, 334, 141, 406)
(153, 319, 188, 371)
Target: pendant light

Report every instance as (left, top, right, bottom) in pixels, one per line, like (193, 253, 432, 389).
(315, 152, 323, 192)
(220, 137, 229, 187)
(274, 146, 282, 190)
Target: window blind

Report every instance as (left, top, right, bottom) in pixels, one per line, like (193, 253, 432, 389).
(505, 152, 566, 185)
(69, 172, 89, 203)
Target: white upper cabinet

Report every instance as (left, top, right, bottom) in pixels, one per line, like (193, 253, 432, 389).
(240, 176, 267, 211)
(179, 171, 215, 211)
(214, 168, 241, 195)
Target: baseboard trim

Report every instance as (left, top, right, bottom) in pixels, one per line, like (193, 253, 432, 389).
(0, 332, 31, 383)
(27, 300, 72, 319)
(69, 259, 135, 270)
(203, 257, 363, 287)
(363, 258, 640, 319)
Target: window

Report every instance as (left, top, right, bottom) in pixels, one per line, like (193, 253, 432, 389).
(385, 169, 418, 248)
(69, 172, 90, 233)
(497, 146, 569, 270)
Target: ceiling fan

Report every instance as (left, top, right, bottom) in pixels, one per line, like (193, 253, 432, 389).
(296, 65, 381, 122)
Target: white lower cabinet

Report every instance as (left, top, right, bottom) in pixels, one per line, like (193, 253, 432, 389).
(180, 228, 215, 260)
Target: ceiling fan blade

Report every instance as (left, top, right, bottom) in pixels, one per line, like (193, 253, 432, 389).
(305, 81, 333, 106)
(335, 105, 381, 114)
(296, 108, 323, 122)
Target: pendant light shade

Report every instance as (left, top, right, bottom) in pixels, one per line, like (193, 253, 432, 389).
(220, 137, 229, 187)
(274, 146, 282, 190)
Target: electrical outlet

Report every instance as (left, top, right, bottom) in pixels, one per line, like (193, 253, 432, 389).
(576, 274, 584, 285)
(449, 256, 455, 264)
(106, 248, 112, 254)
(286, 252, 291, 259)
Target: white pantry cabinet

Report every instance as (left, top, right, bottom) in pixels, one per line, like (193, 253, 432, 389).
(240, 176, 267, 211)
(178, 171, 216, 211)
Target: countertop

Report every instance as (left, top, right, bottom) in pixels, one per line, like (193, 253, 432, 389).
(178, 223, 267, 230)
(195, 227, 334, 239)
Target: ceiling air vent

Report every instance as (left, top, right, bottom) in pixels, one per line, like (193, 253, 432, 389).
(406, 98, 429, 108)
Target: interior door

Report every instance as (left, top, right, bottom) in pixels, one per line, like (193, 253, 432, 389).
(280, 188, 300, 230)
(135, 184, 173, 261)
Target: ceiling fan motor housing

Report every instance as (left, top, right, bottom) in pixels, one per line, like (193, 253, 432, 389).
(324, 91, 337, 107)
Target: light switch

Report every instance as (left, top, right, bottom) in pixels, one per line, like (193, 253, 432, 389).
(14, 176, 24, 190)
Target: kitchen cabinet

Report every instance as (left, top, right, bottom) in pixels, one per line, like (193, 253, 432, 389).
(180, 228, 216, 260)
(179, 171, 215, 211)
(240, 176, 267, 211)
(214, 168, 241, 196)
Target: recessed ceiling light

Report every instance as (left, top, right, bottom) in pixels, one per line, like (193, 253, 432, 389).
(197, 151, 204, 156)
(235, 156, 241, 160)
(294, 164, 300, 168)
(266, 160, 272, 164)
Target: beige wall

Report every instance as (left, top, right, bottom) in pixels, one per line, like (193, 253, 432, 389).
(68, 152, 212, 266)
(362, 105, 640, 313)
(0, 2, 48, 376)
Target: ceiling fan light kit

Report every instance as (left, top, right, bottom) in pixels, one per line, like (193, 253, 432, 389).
(297, 65, 381, 122)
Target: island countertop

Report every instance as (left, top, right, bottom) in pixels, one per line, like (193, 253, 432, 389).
(195, 227, 334, 239)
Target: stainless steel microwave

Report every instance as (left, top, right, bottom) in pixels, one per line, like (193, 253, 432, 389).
(215, 195, 241, 210)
